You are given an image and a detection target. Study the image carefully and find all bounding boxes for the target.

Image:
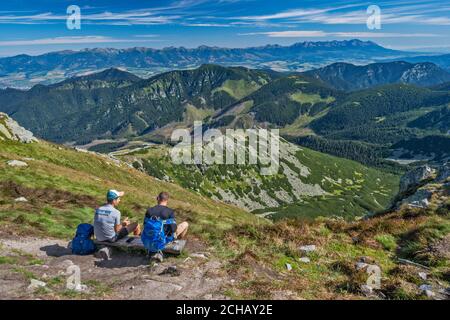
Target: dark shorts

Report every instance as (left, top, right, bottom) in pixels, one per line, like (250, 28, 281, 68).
(106, 227, 129, 242)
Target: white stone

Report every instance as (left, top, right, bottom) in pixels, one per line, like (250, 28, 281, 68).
(424, 290, 435, 298)
(356, 262, 368, 270)
(190, 253, 208, 259)
(418, 272, 427, 280)
(27, 279, 46, 290)
(14, 197, 28, 202)
(299, 257, 310, 263)
(7, 160, 28, 167)
(59, 259, 74, 269)
(299, 245, 316, 253)
(73, 284, 88, 293)
(286, 263, 292, 271)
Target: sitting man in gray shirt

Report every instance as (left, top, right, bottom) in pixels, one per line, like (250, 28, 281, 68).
(94, 189, 140, 242)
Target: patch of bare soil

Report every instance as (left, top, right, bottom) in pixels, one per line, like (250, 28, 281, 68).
(0, 181, 98, 209)
(431, 234, 450, 260)
(0, 236, 230, 300)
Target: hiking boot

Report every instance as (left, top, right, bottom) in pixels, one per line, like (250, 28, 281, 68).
(151, 252, 164, 263)
(95, 247, 112, 260)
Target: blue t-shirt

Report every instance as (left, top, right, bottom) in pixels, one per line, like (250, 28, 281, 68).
(94, 204, 121, 241)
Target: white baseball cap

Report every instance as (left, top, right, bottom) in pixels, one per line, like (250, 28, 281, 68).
(107, 189, 125, 201)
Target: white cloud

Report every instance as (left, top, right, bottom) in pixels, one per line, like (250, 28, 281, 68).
(240, 30, 440, 38)
(230, 1, 450, 26)
(0, 36, 162, 46)
(0, 10, 180, 26)
(182, 22, 232, 27)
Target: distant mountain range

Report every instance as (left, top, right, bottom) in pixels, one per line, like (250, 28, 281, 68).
(0, 39, 420, 89)
(304, 61, 450, 91)
(0, 65, 274, 142)
(400, 53, 450, 71)
(1, 62, 449, 167)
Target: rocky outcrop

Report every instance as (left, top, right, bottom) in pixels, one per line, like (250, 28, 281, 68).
(401, 189, 433, 209)
(0, 113, 37, 143)
(399, 165, 435, 194)
(393, 163, 449, 210)
(436, 162, 450, 183)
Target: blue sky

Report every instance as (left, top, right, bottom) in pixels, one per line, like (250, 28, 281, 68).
(0, 0, 449, 56)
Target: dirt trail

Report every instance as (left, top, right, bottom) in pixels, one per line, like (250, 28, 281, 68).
(0, 236, 230, 300)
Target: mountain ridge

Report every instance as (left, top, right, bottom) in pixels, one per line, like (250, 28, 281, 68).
(0, 39, 409, 89)
(304, 61, 450, 91)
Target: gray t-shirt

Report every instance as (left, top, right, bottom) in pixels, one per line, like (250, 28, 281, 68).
(94, 204, 121, 241)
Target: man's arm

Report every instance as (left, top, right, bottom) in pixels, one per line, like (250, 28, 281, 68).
(169, 209, 177, 235)
(114, 211, 122, 233)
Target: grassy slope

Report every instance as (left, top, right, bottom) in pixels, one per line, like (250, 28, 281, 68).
(222, 205, 449, 299)
(0, 139, 262, 240)
(262, 147, 399, 220)
(123, 144, 400, 220)
(0, 139, 448, 299)
(213, 79, 263, 100)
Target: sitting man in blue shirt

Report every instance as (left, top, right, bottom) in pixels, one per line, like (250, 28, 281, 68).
(94, 189, 140, 242)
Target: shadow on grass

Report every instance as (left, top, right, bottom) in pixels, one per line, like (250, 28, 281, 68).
(40, 244, 72, 257)
(94, 250, 149, 268)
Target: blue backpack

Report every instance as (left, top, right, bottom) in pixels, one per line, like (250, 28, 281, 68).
(71, 223, 96, 255)
(141, 217, 175, 253)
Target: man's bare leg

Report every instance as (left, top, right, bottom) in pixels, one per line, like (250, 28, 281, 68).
(176, 222, 189, 239)
(125, 222, 141, 235)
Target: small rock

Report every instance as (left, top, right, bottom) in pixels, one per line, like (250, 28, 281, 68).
(418, 272, 427, 280)
(299, 257, 310, 263)
(159, 265, 180, 277)
(439, 288, 450, 296)
(299, 245, 316, 253)
(41, 265, 49, 269)
(356, 262, 368, 270)
(419, 284, 435, 297)
(419, 284, 433, 292)
(285, 263, 292, 271)
(72, 284, 88, 293)
(424, 290, 435, 298)
(360, 284, 373, 296)
(14, 197, 28, 202)
(129, 286, 134, 290)
(190, 253, 208, 259)
(359, 256, 375, 264)
(7, 160, 28, 167)
(59, 259, 74, 268)
(27, 279, 46, 290)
